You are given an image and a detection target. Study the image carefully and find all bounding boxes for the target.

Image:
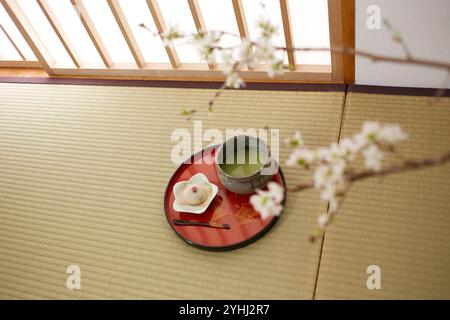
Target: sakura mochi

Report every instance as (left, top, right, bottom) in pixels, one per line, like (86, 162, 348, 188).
(172, 173, 218, 214)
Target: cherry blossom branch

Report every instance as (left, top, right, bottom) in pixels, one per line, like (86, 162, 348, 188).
(288, 150, 450, 192)
(139, 18, 450, 117)
(348, 150, 450, 180)
(277, 122, 450, 239)
(280, 46, 450, 71)
(139, 23, 450, 71)
(139, 22, 449, 119)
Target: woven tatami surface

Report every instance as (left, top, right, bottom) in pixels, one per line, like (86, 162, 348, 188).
(315, 93, 450, 299)
(0, 83, 344, 299)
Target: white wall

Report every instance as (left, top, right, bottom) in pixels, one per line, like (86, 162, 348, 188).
(355, 0, 450, 88)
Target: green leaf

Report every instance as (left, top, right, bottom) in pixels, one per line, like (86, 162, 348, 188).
(181, 108, 195, 117)
(290, 139, 299, 148)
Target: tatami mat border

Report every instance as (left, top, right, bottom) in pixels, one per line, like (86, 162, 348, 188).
(348, 84, 450, 97)
(1, 77, 448, 97)
(0, 77, 346, 92)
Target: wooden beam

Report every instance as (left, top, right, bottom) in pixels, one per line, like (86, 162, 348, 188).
(0, 60, 41, 68)
(145, 0, 179, 69)
(49, 63, 331, 82)
(37, 0, 81, 68)
(341, 0, 355, 84)
(279, 0, 296, 70)
(328, 0, 344, 82)
(70, 0, 112, 68)
(231, 0, 249, 39)
(107, 0, 145, 68)
(187, 0, 216, 69)
(0, 23, 26, 60)
(1, 0, 52, 73)
(231, 0, 255, 69)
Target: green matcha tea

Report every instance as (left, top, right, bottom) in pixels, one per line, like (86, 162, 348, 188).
(220, 146, 263, 177)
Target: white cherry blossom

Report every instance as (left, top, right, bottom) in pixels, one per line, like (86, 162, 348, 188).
(268, 60, 284, 78)
(249, 182, 284, 220)
(225, 72, 244, 89)
(238, 38, 255, 67)
(315, 160, 346, 188)
(328, 196, 340, 213)
(254, 37, 276, 62)
(256, 15, 278, 39)
(313, 164, 330, 188)
(250, 190, 283, 220)
(314, 147, 332, 163)
(355, 121, 408, 148)
(379, 124, 408, 144)
(221, 51, 235, 75)
(286, 148, 314, 167)
(321, 143, 340, 163)
(320, 183, 336, 202)
(354, 121, 382, 148)
(338, 138, 360, 160)
(192, 31, 220, 64)
(317, 213, 329, 229)
(267, 181, 284, 203)
(160, 25, 182, 46)
(363, 144, 384, 171)
(284, 131, 304, 148)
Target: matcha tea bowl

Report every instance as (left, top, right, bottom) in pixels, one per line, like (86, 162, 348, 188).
(215, 135, 277, 194)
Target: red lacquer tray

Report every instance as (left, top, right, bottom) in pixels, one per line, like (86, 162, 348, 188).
(164, 145, 286, 251)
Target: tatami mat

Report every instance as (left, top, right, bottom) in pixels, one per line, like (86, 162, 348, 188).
(315, 93, 450, 299)
(0, 83, 344, 299)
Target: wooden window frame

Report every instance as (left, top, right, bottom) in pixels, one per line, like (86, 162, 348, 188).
(70, 0, 113, 68)
(0, 22, 25, 60)
(279, 0, 296, 70)
(37, 0, 82, 68)
(0, 0, 354, 83)
(187, 0, 216, 70)
(107, 0, 146, 69)
(146, 0, 180, 69)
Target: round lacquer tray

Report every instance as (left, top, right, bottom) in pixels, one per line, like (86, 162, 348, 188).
(164, 145, 286, 251)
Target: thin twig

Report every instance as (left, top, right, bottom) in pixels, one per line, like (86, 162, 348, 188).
(207, 62, 240, 112)
(382, 19, 413, 59)
(288, 150, 450, 192)
(207, 81, 227, 113)
(279, 46, 450, 70)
